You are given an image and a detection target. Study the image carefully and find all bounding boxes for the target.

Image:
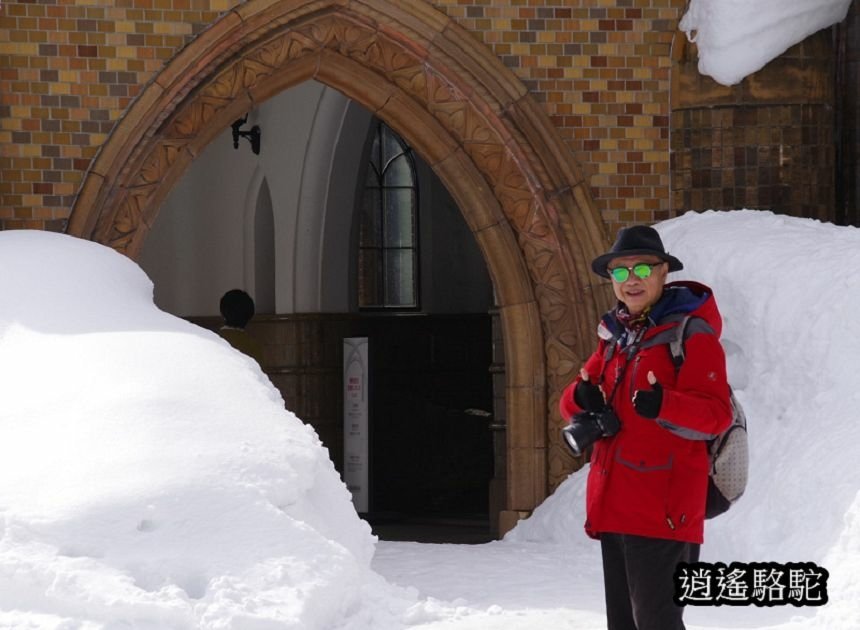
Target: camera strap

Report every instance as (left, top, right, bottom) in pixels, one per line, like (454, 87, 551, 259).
(600, 326, 647, 407)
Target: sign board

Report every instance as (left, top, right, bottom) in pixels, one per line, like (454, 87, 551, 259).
(343, 337, 369, 513)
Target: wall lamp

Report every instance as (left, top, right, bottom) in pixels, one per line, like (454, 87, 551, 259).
(231, 114, 261, 155)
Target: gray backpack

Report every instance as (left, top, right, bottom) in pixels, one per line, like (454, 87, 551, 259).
(669, 315, 749, 519)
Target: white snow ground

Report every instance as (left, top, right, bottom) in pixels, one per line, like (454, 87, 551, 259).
(1, 210, 859, 629)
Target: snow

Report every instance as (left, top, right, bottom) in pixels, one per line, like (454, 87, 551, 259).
(2, 210, 860, 629)
(0, 231, 410, 629)
(679, 0, 853, 86)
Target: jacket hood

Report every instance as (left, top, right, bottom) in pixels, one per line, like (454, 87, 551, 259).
(661, 280, 722, 337)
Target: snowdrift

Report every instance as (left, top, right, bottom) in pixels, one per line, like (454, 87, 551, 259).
(0, 231, 404, 629)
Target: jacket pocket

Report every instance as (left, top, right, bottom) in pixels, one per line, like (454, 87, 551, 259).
(612, 444, 674, 526)
(615, 445, 673, 473)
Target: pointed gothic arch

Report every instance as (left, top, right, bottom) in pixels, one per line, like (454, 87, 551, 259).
(67, 0, 612, 520)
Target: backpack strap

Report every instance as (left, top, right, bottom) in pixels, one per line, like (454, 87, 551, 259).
(667, 314, 716, 371)
(645, 314, 724, 442)
(669, 315, 692, 369)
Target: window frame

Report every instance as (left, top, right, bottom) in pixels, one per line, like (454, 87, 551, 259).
(357, 120, 420, 311)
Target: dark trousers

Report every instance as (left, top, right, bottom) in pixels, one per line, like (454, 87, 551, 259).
(600, 533, 699, 630)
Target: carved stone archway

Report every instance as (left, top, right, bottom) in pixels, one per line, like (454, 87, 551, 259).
(68, 0, 612, 521)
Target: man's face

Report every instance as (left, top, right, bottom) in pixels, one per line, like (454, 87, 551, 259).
(607, 255, 668, 315)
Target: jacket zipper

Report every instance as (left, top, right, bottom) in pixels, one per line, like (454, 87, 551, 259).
(629, 355, 642, 402)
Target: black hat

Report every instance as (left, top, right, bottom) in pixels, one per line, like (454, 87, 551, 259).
(591, 225, 683, 278)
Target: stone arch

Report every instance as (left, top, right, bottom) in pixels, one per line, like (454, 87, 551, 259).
(67, 0, 612, 515)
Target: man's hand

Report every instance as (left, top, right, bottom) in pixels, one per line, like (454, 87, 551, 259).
(633, 370, 663, 418)
(574, 368, 606, 412)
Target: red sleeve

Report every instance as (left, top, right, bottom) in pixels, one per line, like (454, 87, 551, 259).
(658, 331, 732, 438)
(559, 344, 605, 420)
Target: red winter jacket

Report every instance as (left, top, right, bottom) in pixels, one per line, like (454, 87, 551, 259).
(560, 281, 732, 544)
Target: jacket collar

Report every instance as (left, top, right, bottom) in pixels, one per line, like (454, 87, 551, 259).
(599, 281, 713, 343)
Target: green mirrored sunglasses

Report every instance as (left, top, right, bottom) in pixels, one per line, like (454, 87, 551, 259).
(607, 262, 663, 283)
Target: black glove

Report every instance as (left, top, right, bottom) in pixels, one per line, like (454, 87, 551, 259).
(574, 378, 605, 412)
(633, 379, 663, 418)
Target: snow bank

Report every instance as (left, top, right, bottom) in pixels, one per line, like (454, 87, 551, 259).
(508, 210, 860, 628)
(0, 231, 410, 629)
(4, 214, 860, 630)
(679, 0, 852, 86)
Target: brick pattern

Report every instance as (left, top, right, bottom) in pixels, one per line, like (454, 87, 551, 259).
(434, 0, 686, 236)
(671, 105, 835, 221)
(671, 27, 838, 223)
(1, 0, 685, 235)
(0, 0, 239, 229)
(2, 0, 855, 235)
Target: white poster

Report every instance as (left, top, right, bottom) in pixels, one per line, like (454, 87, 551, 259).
(343, 337, 369, 513)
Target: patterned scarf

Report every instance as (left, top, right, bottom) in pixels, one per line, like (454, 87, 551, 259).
(614, 303, 651, 346)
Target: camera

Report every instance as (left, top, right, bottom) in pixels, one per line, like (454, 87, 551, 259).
(561, 408, 621, 457)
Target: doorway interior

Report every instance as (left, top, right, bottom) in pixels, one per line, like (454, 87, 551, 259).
(139, 84, 500, 543)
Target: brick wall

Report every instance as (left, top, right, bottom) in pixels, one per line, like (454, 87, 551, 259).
(671, 29, 837, 222)
(0, 0, 240, 230)
(1, 0, 684, 237)
(435, 0, 685, 237)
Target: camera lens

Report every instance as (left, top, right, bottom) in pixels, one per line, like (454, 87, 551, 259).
(561, 412, 605, 457)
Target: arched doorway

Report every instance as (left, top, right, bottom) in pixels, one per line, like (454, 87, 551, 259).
(67, 0, 611, 527)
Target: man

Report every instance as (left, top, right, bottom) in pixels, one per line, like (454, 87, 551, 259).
(560, 225, 732, 630)
(218, 289, 264, 365)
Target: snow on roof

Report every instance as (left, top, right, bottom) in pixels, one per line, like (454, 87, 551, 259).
(679, 0, 853, 86)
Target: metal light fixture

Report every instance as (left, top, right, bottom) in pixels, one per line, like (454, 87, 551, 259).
(231, 114, 261, 155)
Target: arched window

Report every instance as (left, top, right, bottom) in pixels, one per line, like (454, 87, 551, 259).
(358, 120, 419, 309)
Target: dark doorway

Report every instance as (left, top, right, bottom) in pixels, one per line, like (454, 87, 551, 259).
(363, 314, 495, 544)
